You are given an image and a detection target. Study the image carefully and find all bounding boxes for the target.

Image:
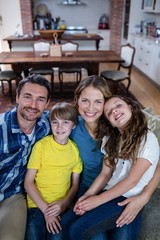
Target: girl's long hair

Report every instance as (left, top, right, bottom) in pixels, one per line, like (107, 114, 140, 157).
(103, 95, 148, 168)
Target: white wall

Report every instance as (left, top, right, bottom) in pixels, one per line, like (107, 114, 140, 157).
(34, 0, 110, 30)
(0, 0, 22, 52)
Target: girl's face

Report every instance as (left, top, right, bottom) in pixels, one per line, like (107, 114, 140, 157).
(78, 86, 105, 124)
(51, 118, 75, 145)
(104, 97, 132, 130)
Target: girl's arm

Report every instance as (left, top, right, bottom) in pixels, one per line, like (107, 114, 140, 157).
(74, 161, 113, 215)
(75, 157, 151, 213)
(84, 161, 113, 196)
(24, 169, 48, 213)
(45, 172, 81, 216)
(116, 160, 160, 227)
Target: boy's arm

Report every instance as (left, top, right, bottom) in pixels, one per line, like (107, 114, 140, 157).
(116, 160, 160, 227)
(45, 172, 81, 216)
(24, 169, 48, 213)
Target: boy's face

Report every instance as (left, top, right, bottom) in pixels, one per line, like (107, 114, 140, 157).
(50, 118, 75, 145)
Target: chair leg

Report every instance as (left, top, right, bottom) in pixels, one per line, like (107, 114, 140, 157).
(76, 71, 82, 84)
(1, 81, 5, 94)
(8, 81, 13, 101)
(126, 78, 131, 92)
(59, 72, 63, 92)
(50, 73, 54, 94)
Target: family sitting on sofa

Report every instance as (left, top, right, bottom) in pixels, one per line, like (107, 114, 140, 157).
(0, 74, 159, 240)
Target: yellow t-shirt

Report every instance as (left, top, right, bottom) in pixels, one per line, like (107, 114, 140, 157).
(26, 135, 82, 208)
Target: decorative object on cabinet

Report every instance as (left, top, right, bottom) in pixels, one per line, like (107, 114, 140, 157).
(29, 40, 54, 93)
(38, 30, 65, 40)
(50, 33, 62, 57)
(0, 67, 18, 101)
(59, 0, 86, 6)
(100, 43, 135, 94)
(36, 4, 48, 17)
(58, 41, 82, 91)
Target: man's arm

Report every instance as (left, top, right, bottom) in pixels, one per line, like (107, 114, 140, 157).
(116, 160, 160, 227)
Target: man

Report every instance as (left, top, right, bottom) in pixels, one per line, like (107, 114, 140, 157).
(0, 74, 51, 240)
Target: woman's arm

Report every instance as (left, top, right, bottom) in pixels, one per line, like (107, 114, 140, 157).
(75, 157, 151, 213)
(116, 160, 160, 227)
(24, 169, 48, 213)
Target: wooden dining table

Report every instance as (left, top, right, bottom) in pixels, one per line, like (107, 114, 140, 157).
(0, 50, 124, 79)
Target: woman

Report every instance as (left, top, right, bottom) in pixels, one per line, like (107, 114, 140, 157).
(70, 95, 159, 240)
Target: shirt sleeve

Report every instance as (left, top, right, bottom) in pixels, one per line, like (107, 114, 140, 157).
(27, 140, 43, 169)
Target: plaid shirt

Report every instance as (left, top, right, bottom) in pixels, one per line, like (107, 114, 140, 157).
(0, 107, 50, 201)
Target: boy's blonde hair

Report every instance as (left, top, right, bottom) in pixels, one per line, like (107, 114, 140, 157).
(50, 102, 78, 126)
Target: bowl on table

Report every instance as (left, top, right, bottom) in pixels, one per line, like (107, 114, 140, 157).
(38, 30, 65, 39)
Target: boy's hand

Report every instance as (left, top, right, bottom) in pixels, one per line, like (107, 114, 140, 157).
(44, 213, 62, 234)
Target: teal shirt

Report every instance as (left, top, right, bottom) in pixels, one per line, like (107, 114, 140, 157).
(70, 116, 104, 187)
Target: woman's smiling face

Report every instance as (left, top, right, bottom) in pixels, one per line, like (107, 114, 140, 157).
(104, 97, 132, 130)
(78, 85, 105, 124)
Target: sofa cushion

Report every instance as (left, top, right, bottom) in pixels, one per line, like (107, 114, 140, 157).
(142, 107, 160, 146)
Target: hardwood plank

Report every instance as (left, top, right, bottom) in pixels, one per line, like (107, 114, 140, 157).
(99, 63, 160, 115)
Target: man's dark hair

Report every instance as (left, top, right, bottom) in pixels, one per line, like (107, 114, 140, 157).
(16, 74, 51, 101)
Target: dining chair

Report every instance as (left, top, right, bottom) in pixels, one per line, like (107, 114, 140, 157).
(29, 40, 54, 93)
(58, 41, 82, 91)
(100, 43, 136, 94)
(0, 66, 18, 101)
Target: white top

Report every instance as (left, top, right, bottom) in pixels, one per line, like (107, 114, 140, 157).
(101, 131, 160, 198)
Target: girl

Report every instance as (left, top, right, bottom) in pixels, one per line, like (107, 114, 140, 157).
(71, 95, 159, 240)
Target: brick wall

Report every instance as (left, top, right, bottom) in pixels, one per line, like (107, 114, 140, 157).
(19, 0, 123, 54)
(20, 0, 33, 35)
(110, 0, 123, 54)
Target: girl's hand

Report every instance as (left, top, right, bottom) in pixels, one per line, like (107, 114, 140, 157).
(44, 214, 61, 234)
(74, 195, 101, 215)
(116, 194, 148, 227)
(45, 199, 67, 216)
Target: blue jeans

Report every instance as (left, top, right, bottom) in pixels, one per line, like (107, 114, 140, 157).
(25, 208, 63, 240)
(68, 195, 141, 240)
(61, 184, 141, 240)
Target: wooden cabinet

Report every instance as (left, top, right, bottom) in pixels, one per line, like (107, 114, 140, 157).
(131, 35, 160, 86)
(132, 37, 154, 78)
(151, 44, 160, 85)
(142, 0, 160, 13)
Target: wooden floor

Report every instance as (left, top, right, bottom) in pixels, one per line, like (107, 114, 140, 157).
(100, 63, 160, 115)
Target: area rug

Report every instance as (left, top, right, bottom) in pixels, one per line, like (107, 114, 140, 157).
(0, 78, 142, 114)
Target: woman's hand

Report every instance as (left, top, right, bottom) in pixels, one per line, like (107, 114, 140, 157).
(116, 193, 149, 227)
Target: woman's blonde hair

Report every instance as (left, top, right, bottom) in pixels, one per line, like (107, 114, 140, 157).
(103, 95, 148, 168)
